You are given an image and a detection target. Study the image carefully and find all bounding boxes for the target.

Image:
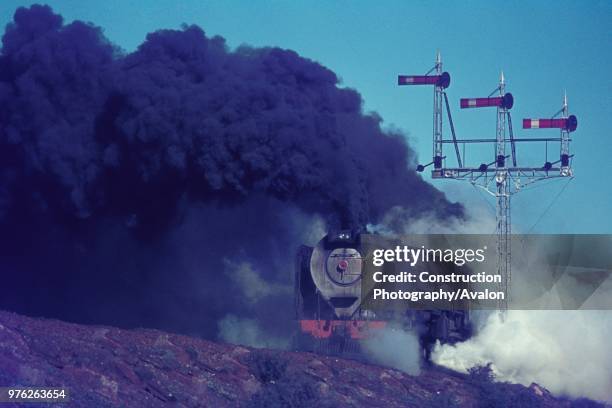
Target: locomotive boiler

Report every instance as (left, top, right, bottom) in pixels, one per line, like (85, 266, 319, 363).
(293, 230, 472, 361)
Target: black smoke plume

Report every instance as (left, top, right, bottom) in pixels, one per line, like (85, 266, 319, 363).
(0, 5, 461, 342)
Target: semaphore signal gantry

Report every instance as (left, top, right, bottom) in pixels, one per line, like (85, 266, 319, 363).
(398, 52, 578, 313)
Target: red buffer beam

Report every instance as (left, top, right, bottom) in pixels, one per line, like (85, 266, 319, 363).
(522, 115, 578, 132)
(460, 93, 514, 109)
(398, 72, 450, 88)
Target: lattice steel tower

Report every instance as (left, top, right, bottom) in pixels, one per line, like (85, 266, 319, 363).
(398, 53, 578, 312)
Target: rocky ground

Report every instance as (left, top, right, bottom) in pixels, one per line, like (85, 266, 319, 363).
(0, 310, 605, 407)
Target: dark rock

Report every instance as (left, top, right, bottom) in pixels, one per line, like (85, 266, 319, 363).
(0, 311, 604, 407)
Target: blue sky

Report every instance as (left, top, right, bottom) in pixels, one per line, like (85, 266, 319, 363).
(1, 0, 611, 233)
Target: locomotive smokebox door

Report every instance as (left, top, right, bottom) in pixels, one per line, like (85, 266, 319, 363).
(326, 248, 362, 286)
(310, 232, 363, 318)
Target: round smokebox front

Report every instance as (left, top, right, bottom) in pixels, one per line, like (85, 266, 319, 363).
(326, 248, 363, 286)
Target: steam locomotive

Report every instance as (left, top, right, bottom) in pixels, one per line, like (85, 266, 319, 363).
(293, 230, 472, 361)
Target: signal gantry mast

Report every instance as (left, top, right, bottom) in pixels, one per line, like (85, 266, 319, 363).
(398, 53, 578, 313)
(398, 52, 460, 172)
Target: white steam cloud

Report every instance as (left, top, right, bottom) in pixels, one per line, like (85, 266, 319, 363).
(223, 259, 292, 305)
(217, 314, 289, 349)
(373, 203, 612, 403)
(368, 203, 496, 235)
(362, 325, 421, 375)
(215, 208, 326, 349)
(433, 310, 612, 402)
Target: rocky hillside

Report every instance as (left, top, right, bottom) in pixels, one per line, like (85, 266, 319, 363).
(0, 311, 603, 407)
